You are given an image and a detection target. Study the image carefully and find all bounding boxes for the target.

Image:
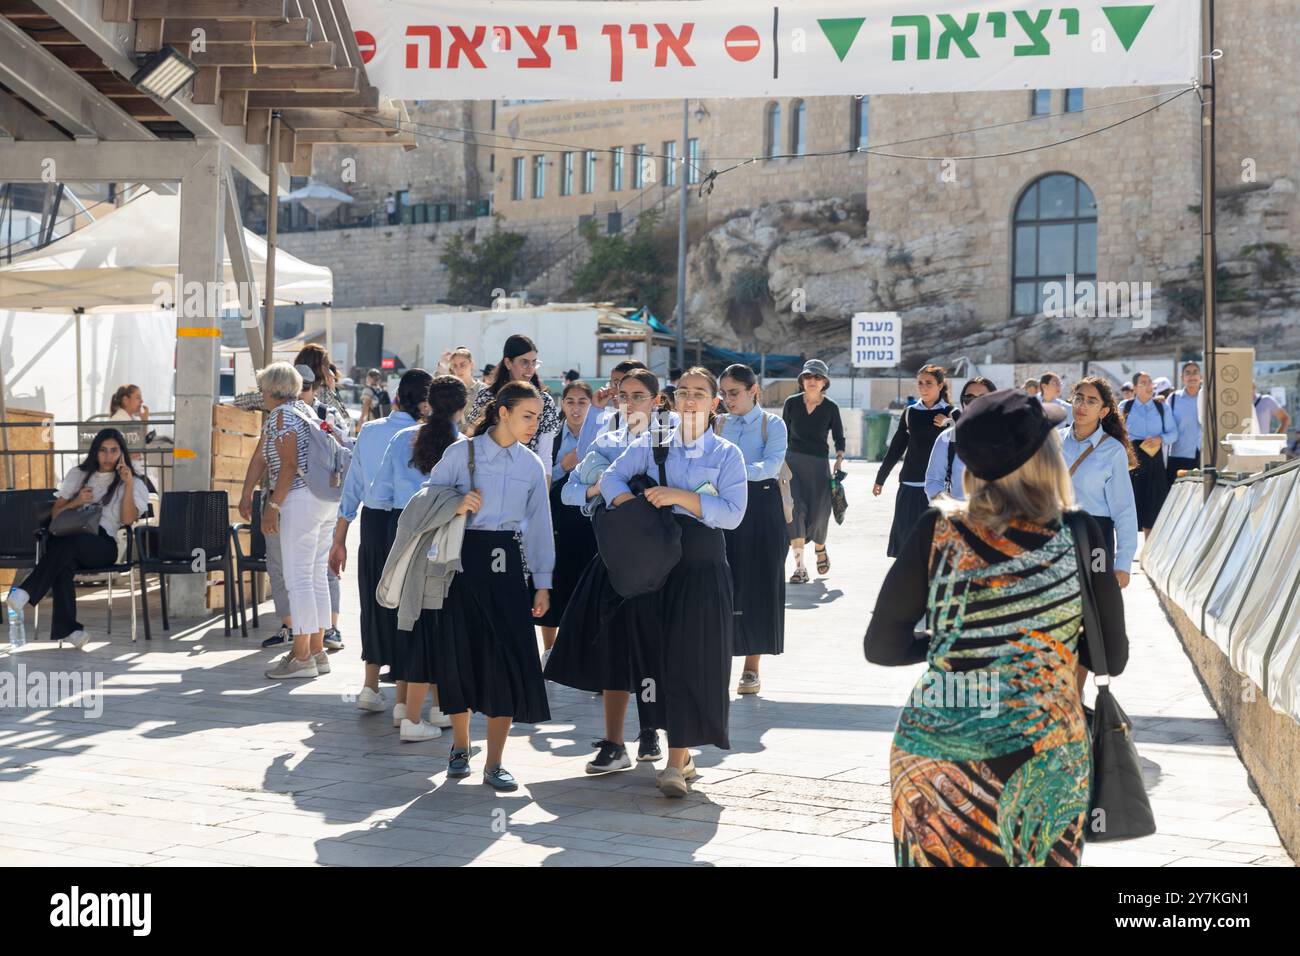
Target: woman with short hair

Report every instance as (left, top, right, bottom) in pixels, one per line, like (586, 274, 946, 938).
(865, 390, 1128, 867)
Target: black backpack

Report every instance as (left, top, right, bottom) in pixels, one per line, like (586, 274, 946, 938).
(591, 429, 681, 599)
(370, 384, 392, 419)
(1121, 397, 1166, 429)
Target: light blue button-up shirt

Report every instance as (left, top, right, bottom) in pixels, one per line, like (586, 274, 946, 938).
(1060, 424, 1139, 574)
(924, 425, 966, 501)
(1168, 389, 1201, 458)
(551, 422, 582, 482)
(425, 433, 555, 588)
(576, 403, 617, 458)
(1124, 396, 1177, 444)
(1038, 394, 1073, 426)
(337, 410, 419, 520)
(601, 428, 747, 530)
(561, 412, 678, 514)
(718, 406, 788, 482)
(371, 424, 466, 511)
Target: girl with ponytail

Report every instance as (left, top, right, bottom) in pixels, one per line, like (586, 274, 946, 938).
(1060, 376, 1139, 590)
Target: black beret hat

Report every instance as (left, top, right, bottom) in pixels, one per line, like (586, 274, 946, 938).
(955, 389, 1065, 481)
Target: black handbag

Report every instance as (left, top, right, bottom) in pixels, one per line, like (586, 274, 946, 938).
(1065, 511, 1156, 843)
(49, 474, 103, 537)
(830, 467, 848, 525)
(592, 432, 681, 598)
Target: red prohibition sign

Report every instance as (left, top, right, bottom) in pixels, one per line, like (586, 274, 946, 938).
(356, 30, 377, 63)
(724, 25, 761, 62)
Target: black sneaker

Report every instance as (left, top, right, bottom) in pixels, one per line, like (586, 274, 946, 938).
(260, 625, 291, 649)
(636, 728, 661, 762)
(585, 739, 632, 775)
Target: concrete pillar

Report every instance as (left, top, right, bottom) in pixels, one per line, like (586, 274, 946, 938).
(169, 143, 227, 617)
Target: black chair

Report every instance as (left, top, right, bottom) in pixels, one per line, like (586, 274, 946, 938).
(40, 523, 143, 644)
(230, 490, 269, 637)
(0, 489, 55, 635)
(135, 491, 234, 640)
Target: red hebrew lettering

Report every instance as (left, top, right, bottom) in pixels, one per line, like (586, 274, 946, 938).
(557, 25, 577, 50)
(405, 25, 441, 69)
(492, 25, 511, 50)
(653, 23, 694, 67)
(447, 25, 487, 68)
(516, 25, 551, 68)
(601, 24, 623, 81)
(629, 23, 649, 48)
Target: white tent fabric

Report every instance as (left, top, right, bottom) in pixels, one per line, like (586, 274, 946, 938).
(0, 191, 333, 312)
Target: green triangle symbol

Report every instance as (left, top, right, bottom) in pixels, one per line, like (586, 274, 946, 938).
(818, 17, 866, 62)
(1103, 5, 1154, 52)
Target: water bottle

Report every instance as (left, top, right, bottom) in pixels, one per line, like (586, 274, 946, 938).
(7, 605, 26, 649)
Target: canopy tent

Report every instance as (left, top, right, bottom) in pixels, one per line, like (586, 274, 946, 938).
(0, 190, 333, 312)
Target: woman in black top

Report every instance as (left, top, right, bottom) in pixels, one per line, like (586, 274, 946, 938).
(782, 359, 845, 583)
(874, 364, 956, 558)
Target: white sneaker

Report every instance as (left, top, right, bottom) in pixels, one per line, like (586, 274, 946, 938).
(737, 670, 761, 695)
(427, 707, 453, 729)
(392, 703, 406, 728)
(356, 687, 386, 713)
(265, 653, 319, 680)
(314, 651, 331, 675)
(400, 718, 442, 742)
(67, 629, 89, 650)
(6, 588, 29, 612)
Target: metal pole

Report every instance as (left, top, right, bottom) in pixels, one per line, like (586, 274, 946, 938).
(75, 309, 83, 421)
(263, 110, 282, 369)
(674, 99, 689, 369)
(1199, 0, 1218, 498)
(0, 340, 12, 489)
(325, 302, 334, 366)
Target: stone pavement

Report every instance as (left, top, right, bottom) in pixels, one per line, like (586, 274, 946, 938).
(0, 462, 1291, 867)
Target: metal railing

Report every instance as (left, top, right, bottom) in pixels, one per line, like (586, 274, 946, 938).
(0, 418, 177, 496)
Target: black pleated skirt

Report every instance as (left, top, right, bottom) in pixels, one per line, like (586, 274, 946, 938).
(1131, 444, 1169, 529)
(535, 473, 598, 628)
(544, 552, 652, 693)
(887, 484, 931, 558)
(432, 530, 550, 723)
(358, 506, 402, 675)
(402, 606, 440, 684)
(633, 516, 733, 750)
(725, 480, 786, 657)
(786, 451, 831, 543)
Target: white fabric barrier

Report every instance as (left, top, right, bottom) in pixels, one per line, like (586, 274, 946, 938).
(1142, 479, 1199, 592)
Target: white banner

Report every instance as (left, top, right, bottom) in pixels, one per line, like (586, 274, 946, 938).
(852, 312, 902, 368)
(349, 0, 1200, 101)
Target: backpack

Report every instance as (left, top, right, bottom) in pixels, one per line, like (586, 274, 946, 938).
(280, 404, 353, 501)
(370, 384, 392, 419)
(1121, 398, 1166, 429)
(592, 430, 681, 598)
(714, 411, 795, 523)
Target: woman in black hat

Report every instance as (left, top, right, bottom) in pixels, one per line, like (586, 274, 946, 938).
(865, 389, 1128, 867)
(782, 359, 845, 582)
(874, 364, 956, 557)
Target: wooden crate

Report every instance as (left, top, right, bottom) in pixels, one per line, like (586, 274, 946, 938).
(1, 407, 55, 589)
(210, 403, 263, 600)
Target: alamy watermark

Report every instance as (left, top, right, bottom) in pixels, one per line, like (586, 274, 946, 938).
(0, 663, 104, 718)
(1042, 273, 1152, 328)
(910, 669, 1000, 718)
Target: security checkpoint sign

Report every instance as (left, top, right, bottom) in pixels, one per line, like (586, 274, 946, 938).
(349, 0, 1200, 101)
(852, 313, 902, 368)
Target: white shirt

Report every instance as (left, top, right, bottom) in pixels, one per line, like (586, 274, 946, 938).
(58, 467, 150, 536)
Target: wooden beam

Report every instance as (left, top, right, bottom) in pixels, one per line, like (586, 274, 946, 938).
(290, 141, 313, 176)
(132, 0, 287, 19)
(244, 106, 269, 144)
(220, 89, 247, 126)
(134, 18, 164, 52)
(277, 108, 398, 130)
(28, 26, 83, 44)
(219, 66, 358, 92)
(246, 85, 378, 110)
(101, 0, 132, 21)
(160, 18, 310, 45)
(117, 97, 173, 121)
(293, 129, 415, 145)
(46, 46, 111, 71)
(192, 66, 221, 104)
(189, 41, 335, 68)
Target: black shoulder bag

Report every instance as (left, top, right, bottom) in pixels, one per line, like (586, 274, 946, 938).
(592, 429, 682, 598)
(1065, 511, 1156, 843)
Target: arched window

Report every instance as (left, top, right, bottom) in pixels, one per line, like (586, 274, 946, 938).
(790, 99, 806, 157)
(764, 101, 781, 160)
(1012, 173, 1097, 315)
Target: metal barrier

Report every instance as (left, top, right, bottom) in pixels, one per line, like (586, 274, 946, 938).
(1144, 458, 1300, 721)
(0, 418, 176, 495)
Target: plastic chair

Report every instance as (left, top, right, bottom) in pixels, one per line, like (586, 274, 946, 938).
(230, 490, 269, 637)
(0, 489, 55, 635)
(135, 491, 234, 640)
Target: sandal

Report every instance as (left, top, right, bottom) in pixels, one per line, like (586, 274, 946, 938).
(789, 566, 809, 584)
(815, 545, 830, 575)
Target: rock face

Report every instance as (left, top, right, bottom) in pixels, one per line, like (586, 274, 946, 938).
(686, 185, 1300, 368)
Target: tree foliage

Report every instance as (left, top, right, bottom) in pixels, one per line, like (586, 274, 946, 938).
(439, 219, 528, 307)
(568, 209, 674, 316)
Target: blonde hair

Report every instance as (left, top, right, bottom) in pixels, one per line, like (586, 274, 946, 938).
(257, 362, 303, 401)
(942, 432, 1075, 534)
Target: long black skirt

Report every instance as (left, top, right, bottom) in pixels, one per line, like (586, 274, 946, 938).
(786, 451, 832, 544)
(402, 606, 440, 684)
(358, 506, 402, 676)
(726, 480, 786, 657)
(887, 484, 931, 558)
(535, 473, 598, 628)
(433, 530, 550, 723)
(1130, 445, 1169, 529)
(634, 516, 733, 750)
(545, 552, 647, 694)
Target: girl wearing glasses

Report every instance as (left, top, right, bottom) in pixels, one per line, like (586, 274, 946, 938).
(547, 369, 671, 770)
(875, 365, 956, 557)
(602, 367, 747, 798)
(923, 377, 997, 502)
(465, 334, 563, 464)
